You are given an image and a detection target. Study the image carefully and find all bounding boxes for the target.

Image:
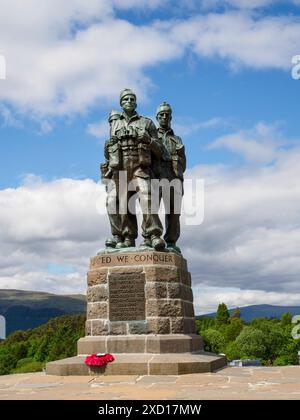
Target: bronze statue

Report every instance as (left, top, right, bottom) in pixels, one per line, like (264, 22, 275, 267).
(156, 102, 186, 254)
(101, 110, 123, 248)
(102, 89, 165, 251)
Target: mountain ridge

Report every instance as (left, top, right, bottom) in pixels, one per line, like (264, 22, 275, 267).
(198, 304, 300, 322)
(0, 289, 86, 335)
(1, 290, 300, 335)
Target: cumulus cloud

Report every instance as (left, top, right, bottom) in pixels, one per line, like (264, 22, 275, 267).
(0, 174, 107, 243)
(167, 11, 300, 71)
(0, 104, 22, 128)
(209, 122, 292, 163)
(173, 117, 226, 137)
(0, 175, 108, 293)
(87, 119, 110, 140)
(0, 1, 300, 118)
(0, 0, 181, 116)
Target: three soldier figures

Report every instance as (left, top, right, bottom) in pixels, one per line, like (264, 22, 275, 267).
(101, 89, 186, 254)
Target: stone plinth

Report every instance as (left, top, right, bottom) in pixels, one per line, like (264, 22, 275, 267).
(85, 250, 196, 337)
(46, 250, 226, 376)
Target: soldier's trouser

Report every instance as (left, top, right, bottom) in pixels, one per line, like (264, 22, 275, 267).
(120, 175, 163, 240)
(163, 191, 181, 244)
(160, 179, 183, 244)
(106, 177, 122, 237)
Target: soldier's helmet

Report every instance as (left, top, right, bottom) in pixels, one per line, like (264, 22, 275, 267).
(108, 109, 121, 124)
(156, 101, 172, 116)
(119, 88, 136, 105)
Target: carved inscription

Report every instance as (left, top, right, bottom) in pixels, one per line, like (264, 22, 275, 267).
(109, 273, 145, 321)
(91, 252, 176, 268)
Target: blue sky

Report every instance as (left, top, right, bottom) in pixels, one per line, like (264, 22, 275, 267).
(0, 0, 300, 313)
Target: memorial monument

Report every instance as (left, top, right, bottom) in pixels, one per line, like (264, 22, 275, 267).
(46, 89, 226, 376)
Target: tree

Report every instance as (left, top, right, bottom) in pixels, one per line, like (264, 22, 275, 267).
(0, 314, 85, 375)
(250, 320, 286, 362)
(225, 341, 240, 361)
(0, 347, 16, 375)
(230, 308, 241, 320)
(195, 317, 215, 335)
(234, 327, 266, 359)
(224, 318, 244, 343)
(216, 303, 230, 327)
(275, 335, 300, 365)
(281, 312, 292, 327)
(202, 328, 226, 353)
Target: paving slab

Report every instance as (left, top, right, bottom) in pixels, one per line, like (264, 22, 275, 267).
(0, 366, 300, 400)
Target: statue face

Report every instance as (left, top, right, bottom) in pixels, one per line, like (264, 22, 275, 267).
(157, 111, 171, 128)
(121, 94, 137, 113)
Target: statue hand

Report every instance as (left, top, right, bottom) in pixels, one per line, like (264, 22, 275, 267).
(139, 131, 151, 144)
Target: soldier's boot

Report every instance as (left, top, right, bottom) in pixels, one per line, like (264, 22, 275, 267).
(166, 242, 182, 254)
(140, 237, 152, 247)
(151, 235, 166, 251)
(105, 235, 123, 248)
(116, 237, 136, 249)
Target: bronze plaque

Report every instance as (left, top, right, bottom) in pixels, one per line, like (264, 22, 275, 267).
(109, 273, 145, 321)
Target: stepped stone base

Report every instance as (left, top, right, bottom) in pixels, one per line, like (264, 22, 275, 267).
(46, 352, 227, 376)
(46, 250, 227, 376)
(77, 334, 204, 354)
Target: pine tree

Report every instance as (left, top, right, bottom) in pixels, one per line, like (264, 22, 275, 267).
(216, 303, 230, 327)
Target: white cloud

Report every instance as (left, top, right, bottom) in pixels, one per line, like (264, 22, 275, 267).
(0, 104, 23, 128)
(0, 2, 300, 117)
(209, 122, 291, 163)
(87, 119, 110, 139)
(0, 175, 108, 293)
(166, 11, 300, 71)
(173, 117, 226, 137)
(0, 175, 106, 243)
(0, 0, 181, 116)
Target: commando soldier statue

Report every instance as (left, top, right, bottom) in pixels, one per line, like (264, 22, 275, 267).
(156, 102, 186, 253)
(102, 89, 165, 251)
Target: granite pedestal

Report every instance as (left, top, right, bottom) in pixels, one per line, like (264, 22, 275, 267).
(46, 250, 226, 375)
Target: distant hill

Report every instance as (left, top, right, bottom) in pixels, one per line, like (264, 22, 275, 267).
(0, 289, 86, 335)
(198, 304, 300, 322)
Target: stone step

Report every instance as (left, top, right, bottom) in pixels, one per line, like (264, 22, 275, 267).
(46, 352, 227, 376)
(78, 334, 204, 354)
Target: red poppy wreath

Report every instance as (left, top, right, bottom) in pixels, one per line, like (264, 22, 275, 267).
(84, 353, 115, 366)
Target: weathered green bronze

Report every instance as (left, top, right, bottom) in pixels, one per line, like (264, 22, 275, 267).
(101, 89, 165, 251)
(101, 91, 185, 252)
(156, 102, 186, 253)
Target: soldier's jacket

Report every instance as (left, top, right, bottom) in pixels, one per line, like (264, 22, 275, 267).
(158, 127, 186, 181)
(111, 112, 162, 178)
(104, 137, 120, 170)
